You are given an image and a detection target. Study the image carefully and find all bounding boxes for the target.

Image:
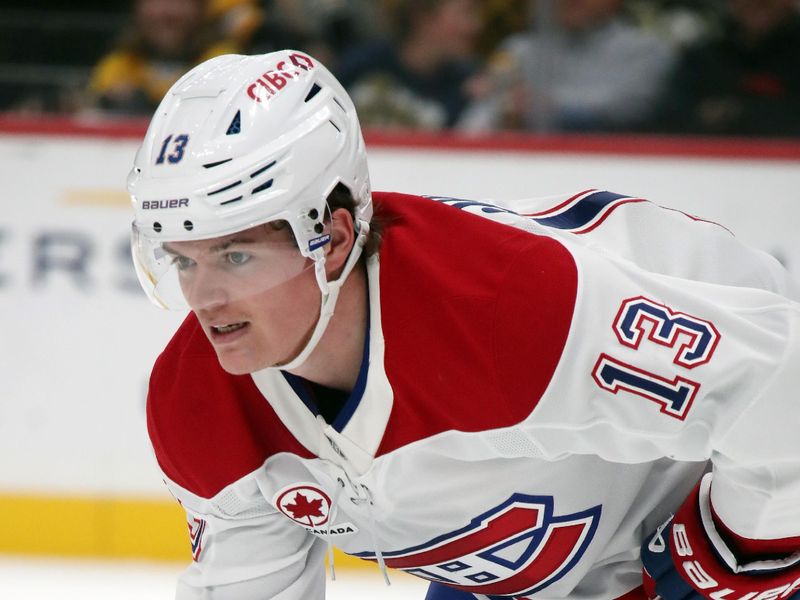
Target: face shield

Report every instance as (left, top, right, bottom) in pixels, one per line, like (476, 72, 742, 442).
(131, 221, 320, 311)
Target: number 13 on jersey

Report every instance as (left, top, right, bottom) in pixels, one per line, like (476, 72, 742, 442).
(591, 296, 720, 420)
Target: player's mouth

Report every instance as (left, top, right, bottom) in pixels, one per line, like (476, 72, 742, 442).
(209, 321, 250, 343)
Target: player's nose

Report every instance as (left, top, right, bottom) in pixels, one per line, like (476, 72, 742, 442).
(181, 266, 229, 311)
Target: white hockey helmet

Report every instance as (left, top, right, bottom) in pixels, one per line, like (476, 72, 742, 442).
(128, 50, 372, 311)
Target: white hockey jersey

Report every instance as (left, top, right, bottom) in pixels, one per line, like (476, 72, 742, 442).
(146, 190, 800, 600)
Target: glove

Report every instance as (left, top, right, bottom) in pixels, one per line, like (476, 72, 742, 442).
(641, 474, 800, 600)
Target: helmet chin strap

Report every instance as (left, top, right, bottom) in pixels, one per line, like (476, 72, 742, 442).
(276, 219, 370, 372)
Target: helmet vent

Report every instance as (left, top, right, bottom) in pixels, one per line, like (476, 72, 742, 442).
(328, 120, 341, 133)
(304, 83, 322, 103)
(208, 180, 242, 196)
(203, 158, 232, 169)
(250, 160, 276, 178)
(226, 110, 242, 135)
(252, 179, 274, 194)
(332, 96, 345, 112)
(220, 195, 244, 206)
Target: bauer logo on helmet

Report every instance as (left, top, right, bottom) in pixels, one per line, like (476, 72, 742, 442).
(141, 198, 190, 210)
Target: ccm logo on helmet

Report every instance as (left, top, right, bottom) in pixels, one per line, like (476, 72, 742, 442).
(141, 199, 189, 210)
(247, 52, 315, 103)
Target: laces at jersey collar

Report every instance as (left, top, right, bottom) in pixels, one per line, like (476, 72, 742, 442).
(328, 474, 391, 587)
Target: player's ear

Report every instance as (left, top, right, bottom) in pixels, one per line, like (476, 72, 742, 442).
(324, 208, 356, 279)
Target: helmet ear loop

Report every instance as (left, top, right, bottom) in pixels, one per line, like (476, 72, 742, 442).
(311, 206, 368, 300)
(314, 216, 368, 315)
(276, 218, 369, 371)
(311, 201, 333, 297)
(313, 250, 330, 297)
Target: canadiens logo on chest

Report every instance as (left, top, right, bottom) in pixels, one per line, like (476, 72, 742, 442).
(273, 483, 358, 537)
(356, 494, 601, 598)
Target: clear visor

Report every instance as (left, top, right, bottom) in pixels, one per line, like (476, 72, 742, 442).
(131, 222, 316, 310)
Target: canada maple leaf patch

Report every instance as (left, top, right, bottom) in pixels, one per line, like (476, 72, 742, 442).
(285, 493, 325, 524)
(274, 484, 332, 527)
(273, 482, 359, 537)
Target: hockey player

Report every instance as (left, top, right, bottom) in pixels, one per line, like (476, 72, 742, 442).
(128, 50, 800, 600)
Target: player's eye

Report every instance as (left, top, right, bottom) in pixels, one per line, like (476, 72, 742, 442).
(171, 255, 195, 271)
(226, 251, 251, 266)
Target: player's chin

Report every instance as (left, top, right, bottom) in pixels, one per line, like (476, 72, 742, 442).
(213, 348, 268, 376)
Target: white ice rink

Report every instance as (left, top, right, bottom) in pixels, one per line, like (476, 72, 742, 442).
(0, 556, 430, 599)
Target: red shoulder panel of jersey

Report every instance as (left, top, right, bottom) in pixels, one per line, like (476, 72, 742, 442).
(147, 313, 314, 499)
(373, 193, 578, 456)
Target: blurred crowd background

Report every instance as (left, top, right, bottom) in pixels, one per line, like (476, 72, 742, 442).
(1, 0, 798, 137)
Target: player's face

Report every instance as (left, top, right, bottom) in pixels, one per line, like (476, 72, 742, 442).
(166, 225, 321, 374)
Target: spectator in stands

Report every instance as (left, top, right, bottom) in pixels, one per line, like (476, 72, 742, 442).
(209, 0, 264, 49)
(226, 0, 386, 72)
(625, 0, 719, 51)
(87, 0, 236, 115)
(458, 0, 676, 133)
(475, 0, 530, 57)
(336, 0, 484, 130)
(650, 0, 800, 137)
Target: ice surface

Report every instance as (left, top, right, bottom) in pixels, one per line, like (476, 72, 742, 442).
(0, 556, 430, 599)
